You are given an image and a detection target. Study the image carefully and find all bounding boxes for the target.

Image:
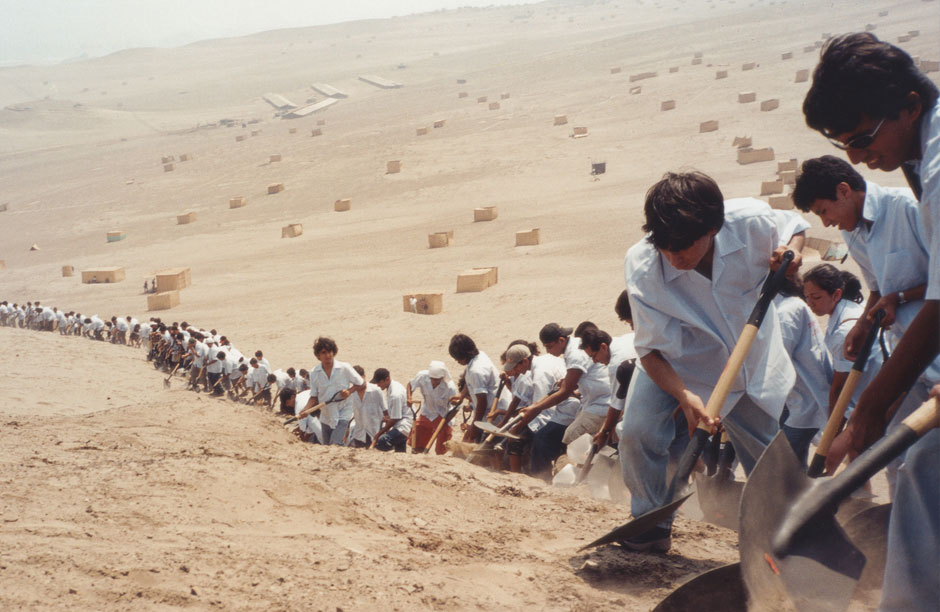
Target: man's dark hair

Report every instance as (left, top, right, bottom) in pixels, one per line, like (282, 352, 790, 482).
(614, 289, 633, 323)
(278, 387, 296, 414)
(803, 32, 939, 137)
(643, 171, 725, 252)
(216, 351, 226, 360)
(792, 155, 867, 212)
(313, 336, 338, 355)
(448, 333, 479, 363)
(353, 365, 365, 377)
(287, 367, 296, 377)
(267, 373, 277, 383)
(579, 327, 612, 352)
(574, 321, 598, 338)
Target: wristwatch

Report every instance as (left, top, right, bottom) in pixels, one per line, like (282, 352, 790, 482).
(898, 291, 907, 304)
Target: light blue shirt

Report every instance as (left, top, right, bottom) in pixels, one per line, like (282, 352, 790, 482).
(840, 180, 940, 382)
(775, 295, 832, 430)
(825, 299, 883, 419)
(625, 198, 801, 420)
(911, 102, 940, 302)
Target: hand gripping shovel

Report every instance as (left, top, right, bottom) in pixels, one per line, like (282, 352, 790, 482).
(163, 361, 182, 388)
(424, 402, 463, 454)
(283, 389, 345, 425)
(581, 251, 793, 551)
(694, 429, 743, 531)
(740, 397, 938, 612)
(807, 309, 886, 478)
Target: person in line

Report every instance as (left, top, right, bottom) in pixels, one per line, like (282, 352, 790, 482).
(773, 276, 832, 466)
(348, 365, 388, 448)
(792, 155, 938, 483)
(508, 323, 589, 445)
(301, 337, 364, 446)
(408, 360, 459, 454)
(802, 265, 883, 430)
(372, 368, 413, 452)
(802, 31, 940, 612)
(619, 170, 805, 552)
(447, 334, 499, 443)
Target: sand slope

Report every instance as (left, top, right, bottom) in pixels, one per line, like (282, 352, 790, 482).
(0, 327, 738, 611)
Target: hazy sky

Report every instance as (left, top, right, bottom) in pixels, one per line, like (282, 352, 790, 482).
(0, 0, 530, 65)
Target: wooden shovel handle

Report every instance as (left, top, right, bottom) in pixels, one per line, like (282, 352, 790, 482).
(809, 310, 886, 471)
(904, 396, 940, 435)
(697, 251, 794, 431)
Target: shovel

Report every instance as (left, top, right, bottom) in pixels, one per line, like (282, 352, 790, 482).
(424, 402, 462, 454)
(582, 251, 793, 551)
(283, 389, 345, 425)
(740, 397, 937, 612)
(651, 562, 748, 612)
(473, 420, 521, 439)
(573, 442, 600, 485)
(695, 430, 743, 531)
(163, 361, 182, 388)
(465, 413, 524, 461)
(807, 309, 885, 477)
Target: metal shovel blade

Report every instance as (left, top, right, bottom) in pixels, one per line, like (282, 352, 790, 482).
(579, 493, 692, 551)
(473, 421, 520, 439)
(841, 503, 891, 595)
(739, 433, 865, 612)
(694, 472, 743, 531)
(651, 562, 747, 612)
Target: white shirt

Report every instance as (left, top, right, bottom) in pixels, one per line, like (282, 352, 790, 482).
(912, 102, 940, 302)
(578, 361, 612, 417)
(464, 351, 499, 417)
(825, 299, 883, 418)
(115, 318, 128, 332)
(350, 382, 388, 442)
(309, 360, 363, 427)
(530, 353, 579, 427)
(294, 390, 323, 443)
(385, 380, 412, 435)
(191, 341, 209, 368)
(775, 295, 832, 430)
(625, 198, 798, 420)
(410, 370, 458, 420)
(205, 349, 224, 374)
(608, 332, 637, 412)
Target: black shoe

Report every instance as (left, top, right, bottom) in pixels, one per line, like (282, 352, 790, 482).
(618, 526, 672, 553)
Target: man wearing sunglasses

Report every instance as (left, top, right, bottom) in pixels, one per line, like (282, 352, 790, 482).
(803, 32, 939, 612)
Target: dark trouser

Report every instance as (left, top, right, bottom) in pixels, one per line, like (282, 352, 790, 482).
(207, 372, 222, 395)
(779, 406, 817, 468)
(376, 428, 409, 452)
(530, 421, 568, 478)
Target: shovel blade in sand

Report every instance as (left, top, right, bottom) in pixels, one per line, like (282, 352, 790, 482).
(651, 562, 748, 612)
(473, 420, 521, 439)
(694, 472, 743, 531)
(739, 433, 865, 612)
(579, 493, 692, 551)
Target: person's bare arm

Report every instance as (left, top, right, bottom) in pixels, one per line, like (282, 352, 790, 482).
(642, 350, 718, 437)
(511, 369, 582, 432)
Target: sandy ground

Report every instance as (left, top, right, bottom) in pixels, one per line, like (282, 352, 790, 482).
(1, 327, 741, 611)
(0, 0, 935, 609)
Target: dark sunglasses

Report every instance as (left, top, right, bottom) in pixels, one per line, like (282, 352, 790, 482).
(827, 117, 886, 151)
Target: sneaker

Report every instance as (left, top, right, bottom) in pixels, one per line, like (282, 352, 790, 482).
(618, 526, 672, 553)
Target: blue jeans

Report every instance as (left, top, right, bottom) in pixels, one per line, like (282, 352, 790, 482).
(618, 367, 778, 526)
(530, 421, 568, 478)
(779, 406, 817, 468)
(376, 428, 408, 452)
(879, 429, 939, 612)
(320, 419, 350, 446)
